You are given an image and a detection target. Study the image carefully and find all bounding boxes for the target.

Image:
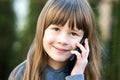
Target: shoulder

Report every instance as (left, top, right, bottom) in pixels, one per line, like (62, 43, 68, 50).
(8, 60, 26, 80)
(65, 74, 84, 80)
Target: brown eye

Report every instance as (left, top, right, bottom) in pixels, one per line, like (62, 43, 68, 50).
(53, 28, 60, 31)
(71, 32, 78, 36)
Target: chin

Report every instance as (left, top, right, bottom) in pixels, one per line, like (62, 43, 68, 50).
(53, 57, 69, 62)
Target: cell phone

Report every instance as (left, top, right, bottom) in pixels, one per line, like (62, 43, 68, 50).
(70, 34, 87, 61)
(75, 34, 86, 53)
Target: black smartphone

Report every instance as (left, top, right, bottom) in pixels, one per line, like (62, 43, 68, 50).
(70, 34, 87, 61)
(75, 34, 86, 53)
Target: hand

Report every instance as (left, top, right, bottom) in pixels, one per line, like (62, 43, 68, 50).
(70, 39, 90, 75)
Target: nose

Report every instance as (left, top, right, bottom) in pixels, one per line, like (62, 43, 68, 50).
(57, 33, 69, 45)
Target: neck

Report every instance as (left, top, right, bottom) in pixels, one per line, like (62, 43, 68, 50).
(48, 58, 68, 70)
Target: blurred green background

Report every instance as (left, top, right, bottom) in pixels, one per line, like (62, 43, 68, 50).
(0, 0, 119, 80)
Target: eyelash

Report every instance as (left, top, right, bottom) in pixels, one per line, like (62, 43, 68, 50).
(53, 28, 59, 31)
(52, 27, 79, 36)
(71, 32, 78, 36)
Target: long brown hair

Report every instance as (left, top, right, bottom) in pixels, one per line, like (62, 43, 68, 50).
(22, 0, 102, 80)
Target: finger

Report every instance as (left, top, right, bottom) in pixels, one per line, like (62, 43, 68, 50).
(76, 42, 87, 58)
(76, 42, 86, 53)
(70, 50, 82, 60)
(84, 38, 90, 58)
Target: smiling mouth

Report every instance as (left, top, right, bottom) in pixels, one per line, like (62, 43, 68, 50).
(53, 46, 70, 53)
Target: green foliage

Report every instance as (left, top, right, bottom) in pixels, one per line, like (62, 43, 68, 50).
(0, 1, 16, 80)
(16, 0, 47, 60)
(104, 2, 120, 80)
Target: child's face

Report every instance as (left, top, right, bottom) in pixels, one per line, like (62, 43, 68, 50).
(43, 21, 84, 62)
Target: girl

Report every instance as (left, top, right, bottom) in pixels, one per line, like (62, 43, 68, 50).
(9, 0, 102, 80)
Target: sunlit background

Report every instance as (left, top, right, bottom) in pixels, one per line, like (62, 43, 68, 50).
(0, 0, 120, 80)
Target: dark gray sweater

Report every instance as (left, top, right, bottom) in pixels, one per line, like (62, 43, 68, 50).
(8, 61, 84, 80)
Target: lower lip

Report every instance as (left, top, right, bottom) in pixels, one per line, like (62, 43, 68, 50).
(53, 46, 68, 53)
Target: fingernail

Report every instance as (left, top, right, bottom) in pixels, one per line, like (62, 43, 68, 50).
(85, 38, 88, 42)
(70, 50, 74, 54)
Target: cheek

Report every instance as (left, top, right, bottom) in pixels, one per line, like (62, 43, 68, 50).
(70, 38, 81, 50)
(43, 32, 56, 44)
(69, 31, 84, 49)
(70, 40, 78, 50)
